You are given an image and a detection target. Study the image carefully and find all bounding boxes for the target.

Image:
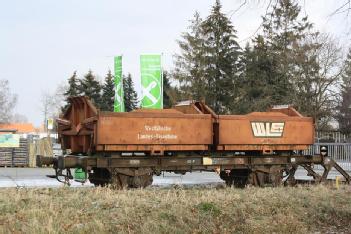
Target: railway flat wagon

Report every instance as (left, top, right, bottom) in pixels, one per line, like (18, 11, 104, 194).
(37, 97, 350, 188)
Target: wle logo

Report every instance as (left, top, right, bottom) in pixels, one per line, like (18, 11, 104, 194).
(251, 122, 285, 137)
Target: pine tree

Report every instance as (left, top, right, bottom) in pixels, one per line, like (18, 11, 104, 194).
(78, 70, 102, 108)
(62, 71, 79, 112)
(337, 48, 351, 134)
(258, 0, 341, 127)
(261, 0, 313, 105)
(163, 71, 172, 108)
(163, 71, 181, 108)
(173, 12, 207, 102)
(201, 0, 241, 113)
(64, 71, 79, 97)
(238, 38, 280, 113)
(100, 70, 115, 111)
(123, 73, 138, 112)
(291, 34, 322, 119)
(173, 1, 241, 114)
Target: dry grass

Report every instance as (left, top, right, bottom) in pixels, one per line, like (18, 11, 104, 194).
(0, 185, 350, 233)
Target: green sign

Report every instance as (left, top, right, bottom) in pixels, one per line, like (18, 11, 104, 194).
(140, 54, 163, 109)
(114, 56, 125, 112)
(0, 134, 20, 148)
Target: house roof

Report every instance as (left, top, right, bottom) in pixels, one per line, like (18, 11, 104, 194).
(0, 123, 36, 133)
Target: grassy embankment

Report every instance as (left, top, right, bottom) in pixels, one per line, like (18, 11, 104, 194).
(0, 185, 350, 233)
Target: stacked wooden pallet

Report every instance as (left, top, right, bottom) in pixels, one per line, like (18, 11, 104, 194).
(13, 138, 28, 166)
(0, 149, 12, 166)
(0, 138, 28, 167)
(28, 138, 53, 167)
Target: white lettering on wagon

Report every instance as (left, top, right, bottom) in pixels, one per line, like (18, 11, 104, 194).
(251, 122, 285, 137)
(144, 125, 171, 131)
(137, 133, 178, 140)
(137, 125, 178, 140)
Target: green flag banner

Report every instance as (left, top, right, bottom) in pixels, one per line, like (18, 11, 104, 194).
(114, 56, 125, 112)
(140, 54, 163, 109)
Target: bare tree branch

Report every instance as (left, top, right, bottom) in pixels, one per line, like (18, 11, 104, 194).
(0, 80, 17, 124)
(229, 0, 247, 19)
(328, 1, 351, 16)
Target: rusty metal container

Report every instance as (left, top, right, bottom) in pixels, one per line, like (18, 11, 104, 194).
(58, 97, 213, 155)
(59, 97, 314, 155)
(95, 110, 213, 154)
(217, 107, 314, 152)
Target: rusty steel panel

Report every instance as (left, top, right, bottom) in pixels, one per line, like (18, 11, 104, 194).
(101, 144, 209, 152)
(96, 112, 213, 150)
(57, 97, 98, 153)
(221, 144, 311, 151)
(58, 97, 213, 154)
(218, 113, 314, 151)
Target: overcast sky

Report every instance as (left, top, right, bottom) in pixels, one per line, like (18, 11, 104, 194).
(1, 0, 350, 126)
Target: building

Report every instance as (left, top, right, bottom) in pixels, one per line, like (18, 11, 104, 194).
(0, 123, 36, 137)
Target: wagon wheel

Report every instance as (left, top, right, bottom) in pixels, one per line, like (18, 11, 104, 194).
(284, 165, 297, 186)
(219, 170, 233, 186)
(88, 178, 106, 187)
(231, 169, 249, 188)
(248, 168, 283, 187)
(88, 168, 111, 187)
(109, 168, 153, 189)
(220, 169, 249, 188)
(129, 174, 153, 188)
(268, 170, 284, 187)
(110, 169, 130, 189)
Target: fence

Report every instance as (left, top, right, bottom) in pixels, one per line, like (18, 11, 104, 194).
(303, 143, 351, 171)
(315, 131, 351, 143)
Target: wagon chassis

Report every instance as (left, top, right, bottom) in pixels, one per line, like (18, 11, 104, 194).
(37, 153, 351, 188)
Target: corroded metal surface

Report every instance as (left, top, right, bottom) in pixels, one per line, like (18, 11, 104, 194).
(96, 112, 213, 153)
(217, 107, 314, 152)
(57, 97, 213, 154)
(58, 97, 314, 155)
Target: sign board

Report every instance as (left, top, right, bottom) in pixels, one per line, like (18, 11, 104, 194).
(47, 118, 54, 130)
(114, 56, 125, 112)
(0, 134, 20, 148)
(140, 54, 163, 109)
